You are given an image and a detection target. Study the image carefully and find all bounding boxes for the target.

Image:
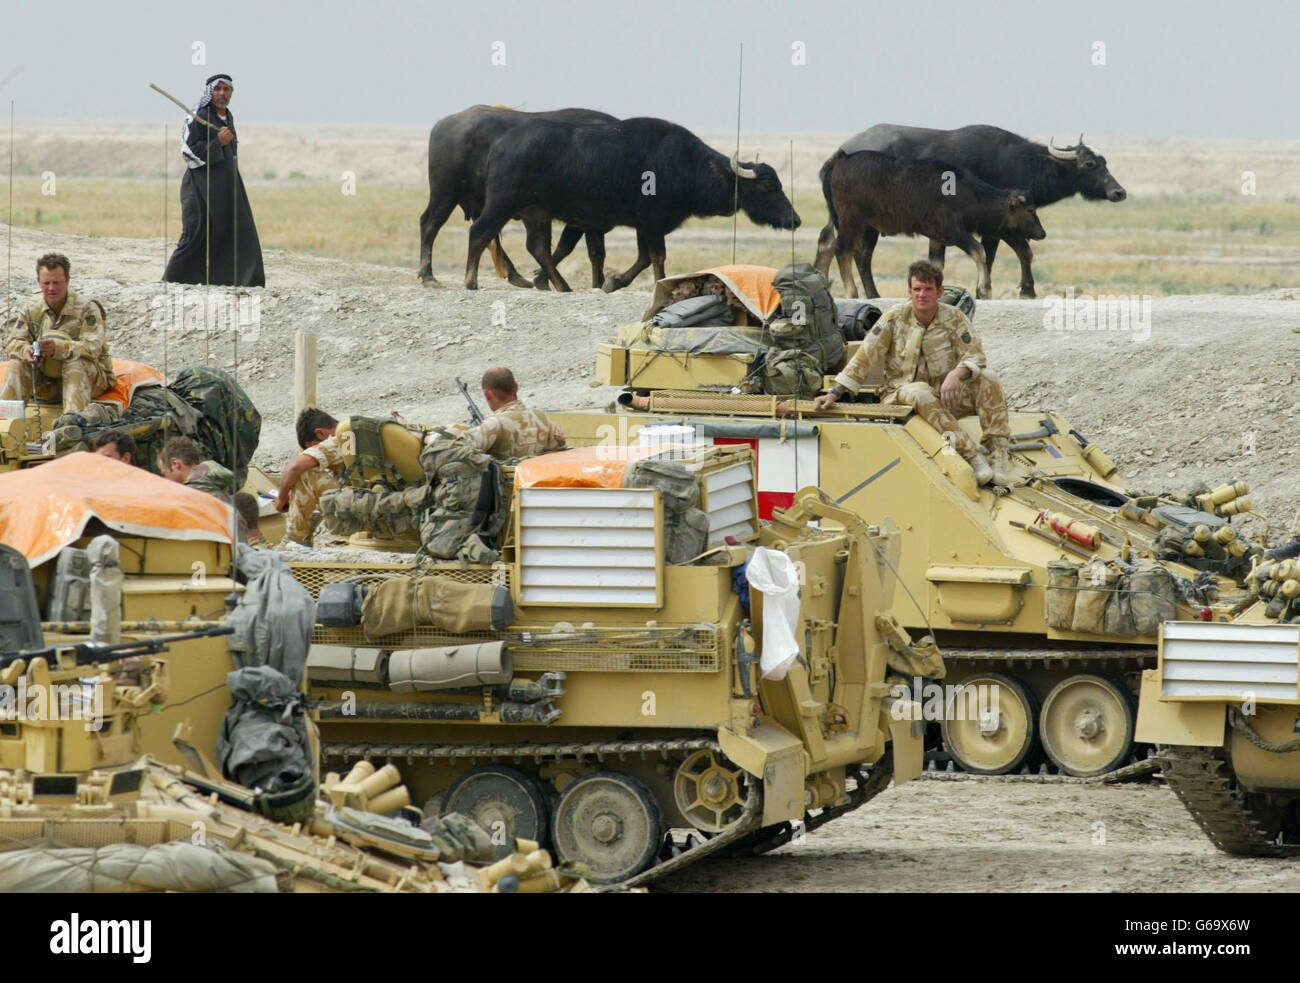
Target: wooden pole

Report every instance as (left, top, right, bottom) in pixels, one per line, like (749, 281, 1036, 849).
(294, 329, 317, 420)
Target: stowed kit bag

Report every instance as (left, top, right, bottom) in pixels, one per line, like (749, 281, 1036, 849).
(651, 294, 731, 328)
(1127, 563, 1178, 635)
(940, 285, 976, 321)
(418, 434, 509, 562)
(1044, 560, 1079, 630)
(835, 299, 882, 341)
(759, 263, 845, 396)
(623, 458, 709, 565)
(1071, 561, 1117, 635)
(360, 574, 514, 639)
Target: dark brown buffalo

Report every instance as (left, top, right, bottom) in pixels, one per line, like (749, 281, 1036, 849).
(417, 105, 616, 289)
(813, 151, 1046, 299)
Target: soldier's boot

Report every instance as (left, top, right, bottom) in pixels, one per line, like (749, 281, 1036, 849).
(963, 448, 995, 486)
(988, 436, 1014, 487)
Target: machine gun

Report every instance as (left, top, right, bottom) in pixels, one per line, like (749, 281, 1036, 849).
(455, 377, 485, 426)
(0, 625, 234, 672)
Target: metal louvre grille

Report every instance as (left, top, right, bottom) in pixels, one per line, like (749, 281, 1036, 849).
(506, 624, 720, 673)
(290, 562, 506, 647)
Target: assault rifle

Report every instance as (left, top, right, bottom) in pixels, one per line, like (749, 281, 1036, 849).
(455, 377, 485, 426)
(0, 625, 234, 672)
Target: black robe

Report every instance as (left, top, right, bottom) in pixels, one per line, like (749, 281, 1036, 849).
(164, 105, 265, 287)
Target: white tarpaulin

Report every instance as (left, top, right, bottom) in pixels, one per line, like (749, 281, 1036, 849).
(746, 547, 801, 680)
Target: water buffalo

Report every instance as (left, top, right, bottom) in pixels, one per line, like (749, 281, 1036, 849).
(464, 117, 800, 292)
(417, 105, 616, 289)
(819, 125, 1126, 297)
(814, 150, 1046, 299)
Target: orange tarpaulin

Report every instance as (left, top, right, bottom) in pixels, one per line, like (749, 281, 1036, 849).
(514, 444, 663, 489)
(0, 452, 233, 567)
(642, 265, 782, 324)
(0, 359, 164, 410)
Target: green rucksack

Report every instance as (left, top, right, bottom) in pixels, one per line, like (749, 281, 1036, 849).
(760, 347, 822, 398)
(767, 263, 844, 372)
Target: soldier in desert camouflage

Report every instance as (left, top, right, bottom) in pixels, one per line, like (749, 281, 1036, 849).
(0, 253, 116, 416)
(813, 259, 1012, 486)
(460, 366, 567, 460)
(273, 408, 342, 545)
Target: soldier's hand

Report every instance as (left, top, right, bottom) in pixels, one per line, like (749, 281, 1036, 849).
(217, 127, 234, 147)
(34, 338, 55, 359)
(273, 490, 289, 513)
(940, 368, 967, 410)
(812, 391, 838, 412)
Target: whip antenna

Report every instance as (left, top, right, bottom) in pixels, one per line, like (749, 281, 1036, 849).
(731, 43, 742, 265)
(6, 102, 12, 344)
(162, 123, 168, 378)
(789, 139, 795, 266)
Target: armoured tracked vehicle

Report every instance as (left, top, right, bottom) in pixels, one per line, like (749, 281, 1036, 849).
(0, 454, 577, 893)
(294, 442, 938, 887)
(1136, 618, 1300, 855)
(543, 264, 1271, 778)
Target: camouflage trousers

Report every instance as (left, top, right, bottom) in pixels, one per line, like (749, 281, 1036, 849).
(885, 369, 1011, 459)
(0, 357, 112, 415)
(284, 467, 339, 545)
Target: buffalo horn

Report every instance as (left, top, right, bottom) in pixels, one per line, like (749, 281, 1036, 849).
(730, 151, 758, 180)
(1047, 137, 1079, 161)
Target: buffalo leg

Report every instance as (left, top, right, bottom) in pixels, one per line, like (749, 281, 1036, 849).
(583, 230, 607, 289)
(526, 222, 571, 292)
(489, 236, 535, 289)
(953, 232, 990, 299)
(928, 238, 946, 267)
(534, 224, 585, 288)
(813, 223, 837, 280)
(602, 229, 653, 293)
(999, 232, 1036, 298)
(855, 226, 882, 299)
(465, 200, 517, 290)
(648, 232, 667, 283)
(417, 193, 458, 284)
(834, 228, 859, 298)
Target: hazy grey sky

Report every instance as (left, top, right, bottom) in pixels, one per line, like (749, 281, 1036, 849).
(1, 0, 1293, 138)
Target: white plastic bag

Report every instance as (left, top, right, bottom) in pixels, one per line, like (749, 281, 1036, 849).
(745, 547, 801, 681)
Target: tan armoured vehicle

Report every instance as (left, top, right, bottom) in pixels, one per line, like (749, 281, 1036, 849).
(293, 441, 938, 887)
(0, 454, 577, 893)
(1135, 572, 1300, 854)
(543, 265, 1267, 778)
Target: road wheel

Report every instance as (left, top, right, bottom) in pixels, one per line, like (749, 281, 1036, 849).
(441, 765, 549, 849)
(941, 672, 1039, 775)
(552, 771, 662, 884)
(673, 749, 747, 833)
(1039, 674, 1134, 777)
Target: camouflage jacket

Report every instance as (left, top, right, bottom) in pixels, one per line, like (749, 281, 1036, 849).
(303, 432, 345, 474)
(834, 302, 985, 394)
(465, 400, 566, 460)
(185, 459, 236, 503)
(5, 291, 115, 378)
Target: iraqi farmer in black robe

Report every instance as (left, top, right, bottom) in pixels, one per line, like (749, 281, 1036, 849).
(164, 73, 265, 287)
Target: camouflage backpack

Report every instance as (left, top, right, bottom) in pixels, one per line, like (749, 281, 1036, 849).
(418, 433, 509, 562)
(321, 484, 428, 538)
(760, 347, 822, 398)
(767, 262, 845, 372)
(624, 458, 709, 565)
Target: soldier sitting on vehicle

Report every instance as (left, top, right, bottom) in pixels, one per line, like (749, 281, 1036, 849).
(0, 253, 116, 417)
(813, 259, 1013, 487)
(90, 430, 140, 467)
(456, 366, 567, 461)
(158, 435, 236, 503)
(274, 407, 342, 545)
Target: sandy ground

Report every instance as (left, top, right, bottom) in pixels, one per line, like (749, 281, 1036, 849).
(656, 775, 1300, 893)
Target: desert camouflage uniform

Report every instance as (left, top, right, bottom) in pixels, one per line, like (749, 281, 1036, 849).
(285, 434, 343, 544)
(833, 302, 1009, 458)
(0, 291, 116, 414)
(185, 459, 236, 504)
(465, 400, 566, 460)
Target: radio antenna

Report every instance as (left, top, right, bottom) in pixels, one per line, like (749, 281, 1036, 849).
(731, 43, 743, 265)
(5, 102, 12, 344)
(789, 139, 796, 266)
